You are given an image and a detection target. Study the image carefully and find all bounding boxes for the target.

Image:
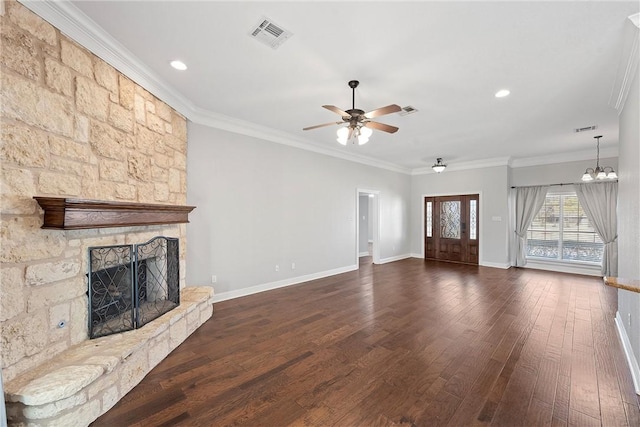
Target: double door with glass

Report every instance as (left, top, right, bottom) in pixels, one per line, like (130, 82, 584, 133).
(425, 194, 479, 264)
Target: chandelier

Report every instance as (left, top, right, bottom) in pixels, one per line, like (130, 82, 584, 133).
(581, 135, 617, 181)
(336, 124, 373, 145)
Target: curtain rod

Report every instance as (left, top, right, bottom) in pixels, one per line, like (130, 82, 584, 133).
(511, 180, 618, 189)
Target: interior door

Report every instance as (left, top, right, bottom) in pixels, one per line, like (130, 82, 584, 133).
(425, 194, 479, 264)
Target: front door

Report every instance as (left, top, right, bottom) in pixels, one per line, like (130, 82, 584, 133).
(424, 194, 479, 264)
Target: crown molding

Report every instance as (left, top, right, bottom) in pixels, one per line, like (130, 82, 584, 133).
(610, 13, 640, 114)
(410, 147, 620, 174)
(190, 107, 412, 175)
(411, 157, 511, 176)
(509, 147, 619, 168)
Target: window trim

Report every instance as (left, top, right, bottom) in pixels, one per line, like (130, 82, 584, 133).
(524, 258, 602, 277)
(526, 190, 603, 266)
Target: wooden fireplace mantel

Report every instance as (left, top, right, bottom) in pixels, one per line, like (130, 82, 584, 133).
(33, 197, 196, 230)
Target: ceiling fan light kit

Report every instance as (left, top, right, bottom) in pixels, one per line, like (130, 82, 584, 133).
(337, 125, 373, 145)
(304, 80, 401, 145)
(581, 135, 617, 181)
(358, 126, 373, 145)
(432, 158, 447, 173)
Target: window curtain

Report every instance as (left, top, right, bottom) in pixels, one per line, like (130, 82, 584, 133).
(575, 182, 618, 277)
(514, 186, 549, 267)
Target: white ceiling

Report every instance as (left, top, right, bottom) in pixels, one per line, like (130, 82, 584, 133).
(44, 1, 639, 172)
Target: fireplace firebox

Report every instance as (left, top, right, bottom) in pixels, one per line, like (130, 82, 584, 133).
(88, 236, 180, 338)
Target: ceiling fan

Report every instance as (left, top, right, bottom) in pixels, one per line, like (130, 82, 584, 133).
(303, 80, 401, 145)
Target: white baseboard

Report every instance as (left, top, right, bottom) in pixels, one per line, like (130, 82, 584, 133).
(378, 254, 412, 264)
(615, 311, 640, 395)
(212, 264, 358, 303)
(358, 252, 369, 257)
(480, 261, 511, 269)
(410, 252, 423, 259)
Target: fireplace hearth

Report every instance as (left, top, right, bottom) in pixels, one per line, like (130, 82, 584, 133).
(88, 236, 180, 338)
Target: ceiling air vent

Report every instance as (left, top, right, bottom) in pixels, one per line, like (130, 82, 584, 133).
(398, 106, 418, 116)
(249, 17, 293, 49)
(574, 125, 598, 133)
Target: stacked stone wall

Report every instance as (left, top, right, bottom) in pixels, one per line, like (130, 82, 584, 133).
(1, 0, 189, 384)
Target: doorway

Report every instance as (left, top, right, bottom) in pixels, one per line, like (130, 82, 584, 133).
(357, 189, 380, 266)
(424, 194, 479, 264)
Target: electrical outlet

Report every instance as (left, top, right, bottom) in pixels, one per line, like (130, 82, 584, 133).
(291, 262, 296, 270)
(211, 275, 217, 284)
(628, 313, 632, 327)
(275, 265, 279, 272)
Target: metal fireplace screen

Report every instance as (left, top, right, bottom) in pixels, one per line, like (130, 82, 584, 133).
(88, 236, 180, 339)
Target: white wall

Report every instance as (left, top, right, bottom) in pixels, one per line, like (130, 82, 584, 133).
(358, 195, 369, 255)
(186, 123, 411, 300)
(410, 166, 510, 268)
(368, 196, 374, 239)
(617, 65, 640, 378)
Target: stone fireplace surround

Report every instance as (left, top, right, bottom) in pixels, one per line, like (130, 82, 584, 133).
(3, 196, 210, 426)
(0, 1, 213, 425)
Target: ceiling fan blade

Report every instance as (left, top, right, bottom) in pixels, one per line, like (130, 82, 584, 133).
(303, 121, 342, 131)
(323, 105, 351, 117)
(363, 104, 402, 119)
(364, 121, 399, 134)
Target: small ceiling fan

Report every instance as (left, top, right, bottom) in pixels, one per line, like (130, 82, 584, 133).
(303, 80, 401, 145)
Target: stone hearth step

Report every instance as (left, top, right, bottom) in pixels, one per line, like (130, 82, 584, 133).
(4, 286, 214, 427)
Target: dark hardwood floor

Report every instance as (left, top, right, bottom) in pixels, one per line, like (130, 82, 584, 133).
(92, 258, 640, 426)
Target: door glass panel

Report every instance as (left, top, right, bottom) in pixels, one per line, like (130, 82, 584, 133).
(426, 201, 433, 237)
(440, 201, 461, 239)
(470, 199, 477, 240)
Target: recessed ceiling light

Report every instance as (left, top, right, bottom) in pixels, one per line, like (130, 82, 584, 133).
(495, 89, 510, 98)
(170, 60, 187, 71)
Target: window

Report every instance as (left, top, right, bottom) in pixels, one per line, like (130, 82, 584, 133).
(526, 193, 603, 263)
(470, 199, 477, 240)
(426, 201, 432, 237)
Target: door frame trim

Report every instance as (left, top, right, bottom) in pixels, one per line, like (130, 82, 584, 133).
(421, 191, 483, 263)
(357, 188, 380, 265)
